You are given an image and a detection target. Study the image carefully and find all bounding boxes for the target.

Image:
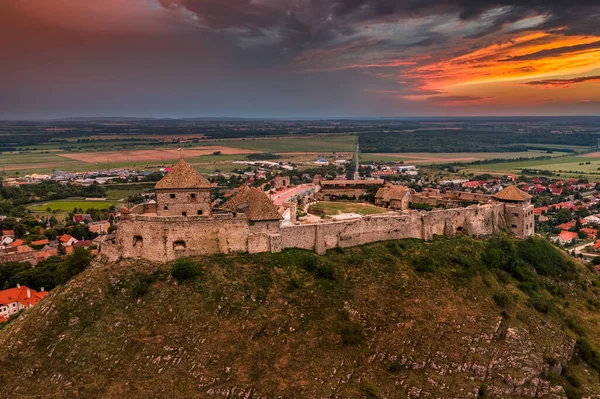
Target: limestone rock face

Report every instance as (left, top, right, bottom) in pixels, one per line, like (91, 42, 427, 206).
(0, 238, 597, 399)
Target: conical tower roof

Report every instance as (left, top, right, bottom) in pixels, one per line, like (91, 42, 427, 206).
(493, 185, 532, 202)
(221, 186, 282, 221)
(155, 159, 211, 190)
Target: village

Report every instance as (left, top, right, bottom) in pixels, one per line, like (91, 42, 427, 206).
(3, 153, 600, 322)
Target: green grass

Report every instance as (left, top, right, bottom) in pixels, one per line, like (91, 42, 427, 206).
(28, 199, 121, 212)
(309, 202, 390, 216)
(106, 188, 152, 200)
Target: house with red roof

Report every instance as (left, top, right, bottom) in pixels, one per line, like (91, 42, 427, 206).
(73, 214, 93, 224)
(31, 239, 49, 247)
(581, 228, 598, 239)
(10, 239, 25, 248)
(1, 230, 15, 239)
(0, 285, 47, 321)
(556, 221, 576, 230)
(594, 241, 600, 251)
(59, 234, 77, 246)
(555, 231, 578, 245)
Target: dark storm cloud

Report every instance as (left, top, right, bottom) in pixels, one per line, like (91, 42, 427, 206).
(525, 75, 600, 87)
(499, 41, 600, 62)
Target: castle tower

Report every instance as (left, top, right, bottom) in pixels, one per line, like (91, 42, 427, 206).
(155, 159, 213, 217)
(493, 185, 534, 238)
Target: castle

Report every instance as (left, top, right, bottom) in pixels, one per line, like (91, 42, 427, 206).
(101, 159, 534, 263)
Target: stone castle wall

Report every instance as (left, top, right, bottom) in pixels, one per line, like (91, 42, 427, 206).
(280, 203, 508, 254)
(106, 201, 533, 263)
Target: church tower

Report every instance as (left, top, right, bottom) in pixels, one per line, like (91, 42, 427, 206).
(155, 159, 212, 217)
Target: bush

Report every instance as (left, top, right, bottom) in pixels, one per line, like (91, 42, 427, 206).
(131, 272, 157, 297)
(338, 321, 365, 346)
(575, 338, 600, 372)
(171, 258, 203, 283)
(530, 295, 552, 314)
(493, 292, 511, 308)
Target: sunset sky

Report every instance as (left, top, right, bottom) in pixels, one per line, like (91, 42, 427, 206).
(1, 0, 599, 118)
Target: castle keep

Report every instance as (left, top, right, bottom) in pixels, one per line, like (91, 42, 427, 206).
(102, 159, 534, 263)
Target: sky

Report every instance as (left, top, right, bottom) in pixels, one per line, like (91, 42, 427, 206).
(1, 0, 599, 118)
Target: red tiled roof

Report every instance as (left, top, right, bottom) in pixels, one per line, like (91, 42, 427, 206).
(557, 221, 576, 230)
(31, 239, 49, 246)
(59, 234, 74, 243)
(0, 286, 48, 307)
(10, 239, 25, 248)
(558, 231, 578, 242)
(1, 230, 15, 236)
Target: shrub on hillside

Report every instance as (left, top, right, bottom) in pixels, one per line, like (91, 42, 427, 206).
(171, 258, 203, 283)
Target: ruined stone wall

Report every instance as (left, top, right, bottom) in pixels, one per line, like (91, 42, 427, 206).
(248, 221, 282, 254)
(0, 252, 36, 265)
(115, 214, 250, 262)
(112, 199, 533, 262)
(281, 203, 513, 254)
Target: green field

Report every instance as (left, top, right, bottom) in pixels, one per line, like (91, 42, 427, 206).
(199, 135, 357, 153)
(465, 154, 600, 179)
(28, 199, 122, 212)
(360, 150, 568, 164)
(309, 202, 390, 216)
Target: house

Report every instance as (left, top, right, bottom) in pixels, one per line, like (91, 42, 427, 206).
(59, 234, 78, 246)
(594, 241, 600, 251)
(88, 220, 111, 234)
(1, 230, 15, 241)
(10, 239, 25, 248)
(31, 239, 49, 247)
(1, 236, 13, 247)
(73, 214, 93, 224)
(0, 285, 48, 321)
(555, 231, 578, 245)
(73, 240, 93, 248)
(557, 221, 576, 230)
(585, 215, 600, 225)
(581, 228, 598, 239)
(375, 185, 411, 211)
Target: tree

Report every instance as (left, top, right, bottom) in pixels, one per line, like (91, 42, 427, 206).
(13, 224, 27, 239)
(578, 230, 588, 240)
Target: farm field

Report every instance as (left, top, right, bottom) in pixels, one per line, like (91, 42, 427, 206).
(198, 135, 357, 153)
(465, 155, 600, 179)
(360, 150, 567, 164)
(309, 201, 390, 216)
(27, 199, 122, 212)
(58, 146, 256, 164)
(0, 152, 89, 172)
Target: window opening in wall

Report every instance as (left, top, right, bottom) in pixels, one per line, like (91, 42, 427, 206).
(164, 206, 169, 210)
(133, 235, 143, 247)
(197, 210, 203, 215)
(182, 212, 187, 217)
(511, 224, 517, 228)
(456, 226, 463, 232)
(190, 193, 196, 199)
(173, 240, 186, 250)
(170, 194, 176, 199)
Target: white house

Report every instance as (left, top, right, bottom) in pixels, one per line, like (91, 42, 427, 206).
(0, 285, 47, 321)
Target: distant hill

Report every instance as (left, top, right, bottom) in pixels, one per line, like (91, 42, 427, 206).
(1, 236, 600, 398)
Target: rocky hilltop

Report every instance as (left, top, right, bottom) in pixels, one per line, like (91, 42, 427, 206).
(1, 236, 600, 398)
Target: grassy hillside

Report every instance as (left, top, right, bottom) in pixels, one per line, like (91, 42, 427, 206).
(2, 236, 600, 398)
